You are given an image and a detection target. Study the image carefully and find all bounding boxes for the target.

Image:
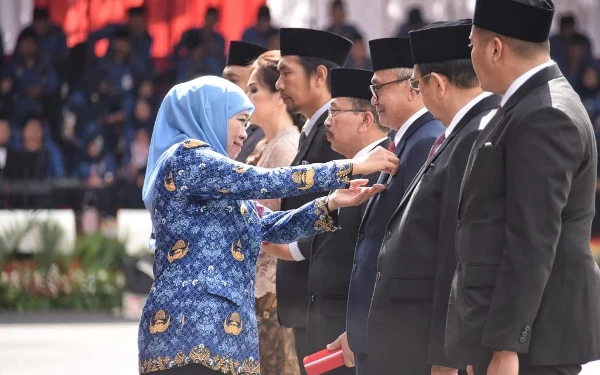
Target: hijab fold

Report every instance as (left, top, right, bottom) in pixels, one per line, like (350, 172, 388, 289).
(142, 76, 254, 211)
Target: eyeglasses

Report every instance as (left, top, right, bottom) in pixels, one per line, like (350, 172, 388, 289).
(369, 76, 411, 100)
(408, 73, 432, 91)
(327, 108, 361, 119)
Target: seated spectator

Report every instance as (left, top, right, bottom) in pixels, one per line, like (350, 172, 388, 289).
(242, 6, 279, 48)
(13, 115, 65, 178)
(19, 7, 69, 73)
(345, 34, 372, 70)
(76, 132, 117, 188)
(175, 33, 221, 84)
(174, 7, 225, 66)
(324, 0, 361, 40)
(394, 7, 426, 37)
(0, 115, 11, 176)
(580, 65, 600, 125)
(87, 6, 152, 66)
(4, 30, 59, 124)
(122, 127, 150, 181)
(565, 34, 599, 94)
(550, 14, 593, 73)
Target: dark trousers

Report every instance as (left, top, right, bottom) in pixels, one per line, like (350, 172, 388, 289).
(474, 363, 582, 375)
(295, 327, 308, 375)
(354, 354, 368, 375)
(154, 364, 221, 375)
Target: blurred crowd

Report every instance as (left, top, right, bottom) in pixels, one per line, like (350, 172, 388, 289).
(0, 1, 598, 223)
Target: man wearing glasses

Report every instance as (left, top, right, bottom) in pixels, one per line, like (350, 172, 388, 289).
(367, 19, 501, 375)
(334, 37, 443, 375)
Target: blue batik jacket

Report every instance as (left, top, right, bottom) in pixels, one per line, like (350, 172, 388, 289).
(138, 139, 352, 374)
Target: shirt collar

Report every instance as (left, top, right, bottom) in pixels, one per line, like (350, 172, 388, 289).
(302, 100, 332, 136)
(353, 137, 390, 159)
(501, 60, 555, 107)
(445, 92, 493, 138)
(393, 107, 428, 146)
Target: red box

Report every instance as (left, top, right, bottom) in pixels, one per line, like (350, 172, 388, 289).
(303, 348, 345, 375)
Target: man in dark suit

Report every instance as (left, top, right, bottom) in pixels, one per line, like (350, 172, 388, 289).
(221, 41, 268, 163)
(335, 37, 444, 375)
(445, 1, 600, 374)
(274, 28, 352, 371)
(367, 19, 501, 375)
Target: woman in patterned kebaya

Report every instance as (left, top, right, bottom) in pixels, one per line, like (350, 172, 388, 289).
(138, 76, 398, 375)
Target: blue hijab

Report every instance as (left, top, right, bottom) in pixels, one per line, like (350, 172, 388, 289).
(142, 76, 254, 211)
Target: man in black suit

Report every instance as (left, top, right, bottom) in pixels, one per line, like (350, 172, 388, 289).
(274, 28, 352, 371)
(222, 41, 268, 162)
(336, 37, 444, 375)
(445, 1, 600, 374)
(367, 19, 501, 375)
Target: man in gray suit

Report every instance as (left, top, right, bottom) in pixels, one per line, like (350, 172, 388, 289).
(446, 1, 600, 374)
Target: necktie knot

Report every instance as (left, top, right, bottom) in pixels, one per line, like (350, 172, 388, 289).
(388, 142, 396, 152)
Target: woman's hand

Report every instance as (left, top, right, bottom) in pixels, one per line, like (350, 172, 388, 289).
(351, 146, 399, 176)
(327, 179, 385, 211)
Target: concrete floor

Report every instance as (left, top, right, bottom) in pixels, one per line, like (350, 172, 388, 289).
(0, 312, 599, 375)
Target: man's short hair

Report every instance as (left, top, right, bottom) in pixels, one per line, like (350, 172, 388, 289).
(416, 59, 479, 89)
(350, 98, 387, 132)
(298, 56, 340, 92)
(478, 28, 550, 60)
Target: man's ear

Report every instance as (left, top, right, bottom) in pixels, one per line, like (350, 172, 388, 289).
(314, 65, 329, 88)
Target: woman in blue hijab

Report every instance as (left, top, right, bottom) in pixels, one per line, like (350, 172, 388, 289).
(138, 76, 398, 375)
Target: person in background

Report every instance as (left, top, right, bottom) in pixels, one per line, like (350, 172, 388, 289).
(175, 7, 225, 67)
(175, 32, 222, 83)
(87, 6, 152, 66)
(447, 1, 600, 374)
(345, 34, 372, 70)
(550, 14, 593, 73)
(565, 34, 600, 96)
(222, 41, 268, 163)
(137, 75, 397, 375)
(274, 28, 352, 373)
(325, 0, 361, 41)
(20, 115, 65, 178)
(242, 5, 279, 49)
(344, 37, 444, 375)
(395, 7, 426, 38)
(245, 50, 303, 375)
(19, 7, 68, 73)
(0, 114, 12, 177)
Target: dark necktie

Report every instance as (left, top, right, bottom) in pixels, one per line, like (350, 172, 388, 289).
(299, 131, 307, 149)
(427, 133, 446, 160)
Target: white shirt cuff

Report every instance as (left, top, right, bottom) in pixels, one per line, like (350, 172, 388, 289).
(288, 241, 305, 261)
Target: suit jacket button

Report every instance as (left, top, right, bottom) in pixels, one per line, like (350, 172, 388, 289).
(376, 271, 381, 281)
(457, 219, 461, 228)
(519, 337, 526, 343)
(522, 331, 528, 337)
(357, 233, 364, 242)
(385, 231, 392, 240)
(524, 325, 531, 332)
(310, 295, 315, 303)
(352, 263, 357, 272)
(312, 253, 317, 261)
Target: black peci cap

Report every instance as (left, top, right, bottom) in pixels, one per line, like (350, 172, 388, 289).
(279, 28, 353, 67)
(409, 19, 473, 64)
(226, 41, 268, 67)
(369, 38, 413, 71)
(473, 0, 555, 42)
(331, 68, 373, 101)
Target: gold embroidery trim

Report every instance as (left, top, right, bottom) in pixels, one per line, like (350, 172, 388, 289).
(164, 171, 176, 192)
(314, 197, 336, 232)
(183, 139, 207, 149)
(239, 203, 248, 216)
(233, 164, 249, 174)
(336, 162, 353, 184)
(231, 240, 245, 262)
(167, 240, 190, 263)
(149, 310, 171, 334)
(140, 345, 260, 374)
(216, 188, 230, 194)
(292, 168, 315, 190)
(224, 312, 244, 335)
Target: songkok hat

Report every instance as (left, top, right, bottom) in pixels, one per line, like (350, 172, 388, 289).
(409, 19, 473, 64)
(331, 69, 373, 101)
(280, 28, 353, 67)
(369, 38, 413, 71)
(473, 0, 555, 42)
(226, 41, 268, 67)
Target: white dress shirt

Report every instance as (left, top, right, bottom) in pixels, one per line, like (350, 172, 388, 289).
(302, 100, 332, 136)
(393, 107, 429, 147)
(288, 136, 388, 262)
(501, 60, 555, 107)
(444, 92, 493, 138)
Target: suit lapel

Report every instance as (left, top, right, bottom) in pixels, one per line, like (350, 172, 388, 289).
(292, 112, 328, 165)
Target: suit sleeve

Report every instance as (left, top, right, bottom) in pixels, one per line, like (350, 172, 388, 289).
(481, 108, 584, 352)
(402, 136, 438, 193)
(428, 130, 480, 368)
